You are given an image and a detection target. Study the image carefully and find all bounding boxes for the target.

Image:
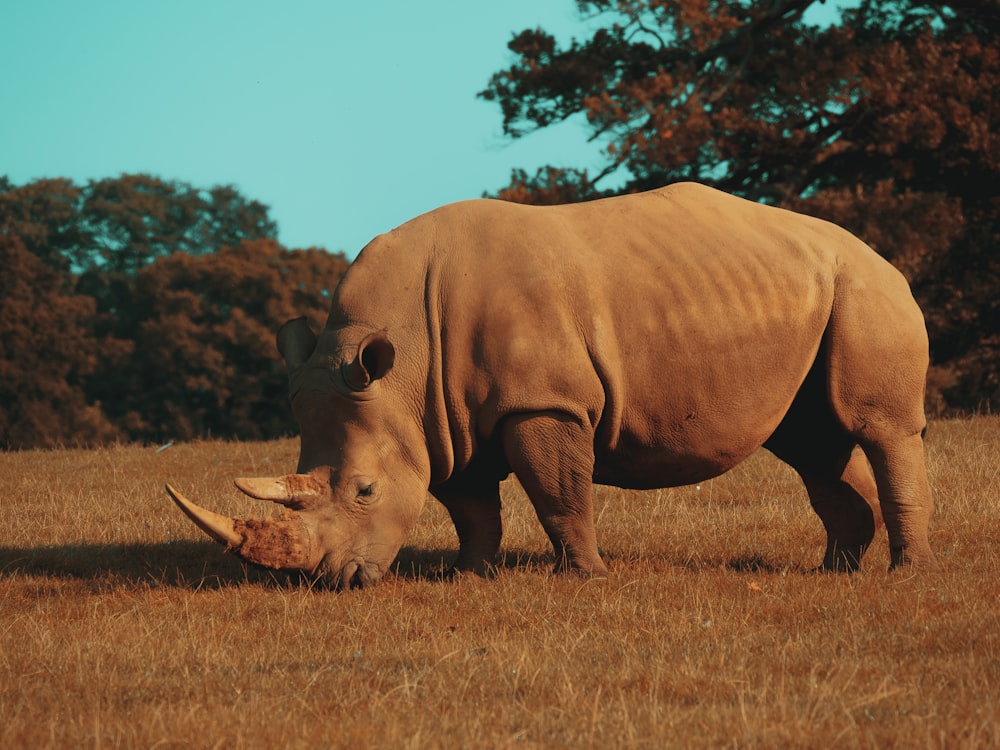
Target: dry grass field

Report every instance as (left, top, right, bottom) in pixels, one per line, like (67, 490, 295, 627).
(1, 417, 998, 748)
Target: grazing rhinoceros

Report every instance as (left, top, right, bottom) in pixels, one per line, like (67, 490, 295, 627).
(167, 182, 938, 588)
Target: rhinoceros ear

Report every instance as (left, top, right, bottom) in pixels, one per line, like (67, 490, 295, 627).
(277, 317, 317, 369)
(341, 331, 395, 391)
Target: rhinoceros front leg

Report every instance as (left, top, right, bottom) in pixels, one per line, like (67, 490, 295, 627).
(501, 411, 608, 577)
(431, 478, 502, 576)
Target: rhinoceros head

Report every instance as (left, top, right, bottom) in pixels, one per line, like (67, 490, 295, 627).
(167, 317, 430, 589)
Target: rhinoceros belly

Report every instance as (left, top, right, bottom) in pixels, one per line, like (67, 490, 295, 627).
(592, 423, 767, 489)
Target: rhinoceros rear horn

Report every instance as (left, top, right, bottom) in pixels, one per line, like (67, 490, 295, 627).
(233, 473, 325, 510)
(277, 317, 318, 369)
(165, 484, 314, 572)
(341, 331, 395, 391)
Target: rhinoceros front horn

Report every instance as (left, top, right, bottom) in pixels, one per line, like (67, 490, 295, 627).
(166, 484, 242, 546)
(165, 484, 314, 571)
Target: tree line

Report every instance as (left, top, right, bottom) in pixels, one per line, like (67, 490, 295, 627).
(1, 175, 348, 448)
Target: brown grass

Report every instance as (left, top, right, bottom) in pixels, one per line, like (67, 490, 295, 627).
(2, 418, 998, 749)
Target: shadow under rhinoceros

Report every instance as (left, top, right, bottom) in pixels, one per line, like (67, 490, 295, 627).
(389, 547, 557, 581)
(0, 541, 799, 590)
(0, 541, 556, 590)
(0, 540, 285, 589)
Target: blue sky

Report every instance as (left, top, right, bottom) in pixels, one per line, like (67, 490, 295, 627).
(3, 2, 844, 259)
(2, 1, 608, 257)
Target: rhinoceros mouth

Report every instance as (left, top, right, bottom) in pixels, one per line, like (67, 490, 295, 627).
(335, 558, 382, 590)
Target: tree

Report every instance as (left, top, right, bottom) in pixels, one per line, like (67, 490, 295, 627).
(1, 174, 278, 275)
(0, 234, 122, 448)
(78, 174, 278, 274)
(0, 176, 83, 273)
(1, 175, 348, 448)
(90, 240, 349, 443)
(480, 0, 1000, 413)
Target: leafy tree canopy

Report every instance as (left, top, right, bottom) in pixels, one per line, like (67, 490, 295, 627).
(481, 0, 1000, 413)
(1, 175, 346, 448)
(1, 173, 277, 274)
(0, 233, 121, 448)
(98, 240, 347, 443)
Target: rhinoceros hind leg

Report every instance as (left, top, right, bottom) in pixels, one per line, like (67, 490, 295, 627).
(501, 411, 608, 577)
(766, 398, 881, 571)
(861, 432, 939, 571)
(767, 443, 881, 572)
(801, 447, 882, 572)
(822, 269, 938, 571)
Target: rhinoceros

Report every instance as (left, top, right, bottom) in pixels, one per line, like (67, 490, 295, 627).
(167, 182, 938, 588)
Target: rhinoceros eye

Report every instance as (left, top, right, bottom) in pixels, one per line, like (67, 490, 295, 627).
(357, 483, 375, 500)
